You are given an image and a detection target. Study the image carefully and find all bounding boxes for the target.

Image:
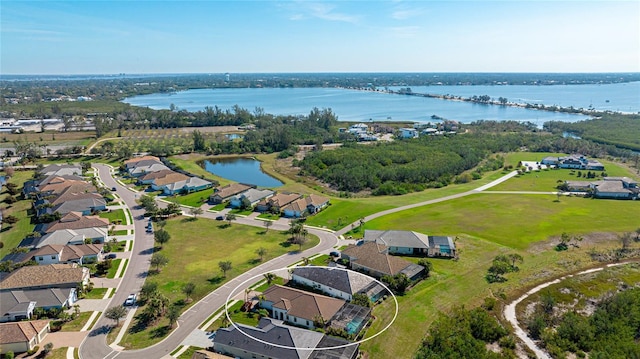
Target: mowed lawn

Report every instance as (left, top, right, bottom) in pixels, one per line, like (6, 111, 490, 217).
(152, 217, 320, 304)
(364, 193, 639, 250)
(0, 170, 35, 259)
(359, 190, 640, 358)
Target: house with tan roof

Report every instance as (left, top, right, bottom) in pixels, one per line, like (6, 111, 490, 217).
(209, 183, 255, 204)
(261, 285, 345, 330)
(137, 169, 176, 184)
(341, 242, 425, 280)
(256, 192, 302, 213)
(0, 320, 50, 354)
(0, 264, 90, 291)
(282, 194, 330, 218)
(23, 174, 86, 198)
(42, 212, 109, 234)
(30, 244, 103, 265)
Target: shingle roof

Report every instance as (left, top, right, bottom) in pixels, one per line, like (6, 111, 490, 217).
(291, 267, 375, 296)
(138, 169, 176, 181)
(153, 172, 190, 186)
(31, 244, 102, 262)
(364, 230, 430, 250)
(0, 264, 88, 290)
(211, 183, 254, 200)
(233, 188, 274, 203)
(341, 242, 416, 277)
(1, 288, 74, 316)
(124, 155, 160, 165)
(44, 212, 108, 233)
(214, 317, 324, 359)
(0, 320, 50, 345)
(268, 193, 303, 208)
(163, 176, 212, 191)
(263, 285, 345, 322)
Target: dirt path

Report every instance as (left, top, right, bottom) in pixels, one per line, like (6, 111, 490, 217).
(503, 261, 637, 359)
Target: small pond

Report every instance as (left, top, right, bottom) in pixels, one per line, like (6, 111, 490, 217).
(202, 157, 283, 188)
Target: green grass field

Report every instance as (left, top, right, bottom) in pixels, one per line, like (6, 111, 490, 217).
(171, 188, 213, 207)
(0, 169, 35, 259)
(99, 209, 127, 224)
(117, 216, 319, 349)
(84, 287, 109, 299)
(57, 311, 94, 332)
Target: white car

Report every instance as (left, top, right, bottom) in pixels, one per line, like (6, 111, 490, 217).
(124, 294, 136, 306)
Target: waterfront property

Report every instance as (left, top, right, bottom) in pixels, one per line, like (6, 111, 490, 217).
(209, 183, 255, 204)
(229, 188, 274, 208)
(282, 194, 330, 218)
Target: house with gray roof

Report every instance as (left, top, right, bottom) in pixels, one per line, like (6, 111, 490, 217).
(213, 317, 358, 359)
(0, 288, 76, 323)
(363, 230, 457, 258)
(127, 160, 170, 177)
(51, 192, 107, 215)
(229, 188, 274, 208)
(291, 267, 386, 302)
(39, 164, 82, 177)
(157, 176, 213, 195)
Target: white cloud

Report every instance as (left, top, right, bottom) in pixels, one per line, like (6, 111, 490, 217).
(284, 2, 361, 23)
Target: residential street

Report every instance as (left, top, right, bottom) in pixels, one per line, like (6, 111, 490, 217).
(78, 167, 525, 359)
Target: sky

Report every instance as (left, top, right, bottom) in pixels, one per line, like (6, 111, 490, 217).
(1, 1, 639, 74)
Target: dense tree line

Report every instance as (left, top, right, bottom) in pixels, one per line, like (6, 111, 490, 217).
(544, 114, 640, 151)
(299, 133, 543, 194)
(415, 306, 515, 359)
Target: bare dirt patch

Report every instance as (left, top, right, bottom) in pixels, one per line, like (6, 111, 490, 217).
(528, 232, 620, 254)
(178, 126, 240, 133)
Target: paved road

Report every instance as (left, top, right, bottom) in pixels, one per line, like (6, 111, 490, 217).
(80, 168, 520, 358)
(336, 171, 519, 236)
(79, 165, 338, 359)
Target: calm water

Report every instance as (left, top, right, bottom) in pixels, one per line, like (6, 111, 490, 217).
(388, 82, 640, 113)
(202, 158, 283, 188)
(123, 82, 638, 127)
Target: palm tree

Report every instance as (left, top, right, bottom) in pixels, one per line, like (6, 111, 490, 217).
(263, 272, 276, 285)
(263, 220, 273, 233)
(167, 305, 180, 328)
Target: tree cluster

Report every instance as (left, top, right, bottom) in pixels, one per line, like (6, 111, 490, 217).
(415, 306, 514, 359)
(299, 133, 540, 194)
(486, 254, 523, 283)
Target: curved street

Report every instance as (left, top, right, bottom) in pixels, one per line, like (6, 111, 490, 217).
(79, 167, 524, 358)
(79, 164, 338, 359)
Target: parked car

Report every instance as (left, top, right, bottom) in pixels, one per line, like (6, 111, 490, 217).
(146, 227, 153, 233)
(124, 294, 136, 306)
(330, 251, 340, 258)
(111, 187, 117, 191)
(106, 253, 117, 260)
(215, 215, 224, 221)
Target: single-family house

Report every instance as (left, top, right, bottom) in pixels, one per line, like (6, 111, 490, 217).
(23, 175, 85, 198)
(256, 192, 302, 213)
(39, 164, 82, 177)
(282, 194, 330, 218)
(564, 180, 593, 192)
(42, 212, 109, 235)
(51, 192, 106, 215)
(427, 236, 457, 257)
(0, 263, 90, 291)
(213, 317, 358, 359)
(291, 267, 386, 302)
(127, 159, 170, 177)
(209, 183, 255, 204)
(155, 176, 213, 195)
(23, 228, 106, 249)
(229, 188, 274, 208)
(124, 155, 160, 168)
(137, 169, 176, 185)
(261, 285, 345, 330)
(30, 244, 103, 265)
(364, 230, 430, 256)
(0, 320, 50, 355)
(341, 242, 425, 280)
(542, 154, 605, 171)
(399, 128, 418, 139)
(0, 288, 77, 323)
